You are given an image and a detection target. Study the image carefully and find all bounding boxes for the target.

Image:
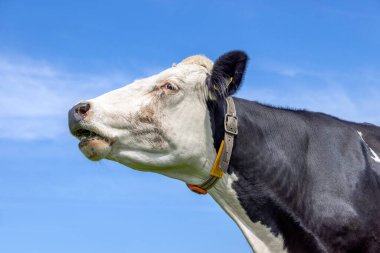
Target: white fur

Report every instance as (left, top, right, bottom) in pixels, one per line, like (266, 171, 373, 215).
(357, 131, 380, 163)
(87, 61, 216, 183)
(370, 148, 380, 163)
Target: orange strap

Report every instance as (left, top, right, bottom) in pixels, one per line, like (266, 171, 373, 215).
(186, 184, 208, 195)
(210, 140, 225, 178)
(186, 140, 225, 194)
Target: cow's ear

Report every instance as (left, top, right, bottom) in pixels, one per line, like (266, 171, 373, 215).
(208, 50, 248, 99)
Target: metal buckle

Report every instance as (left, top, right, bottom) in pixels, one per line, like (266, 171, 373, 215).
(224, 114, 238, 135)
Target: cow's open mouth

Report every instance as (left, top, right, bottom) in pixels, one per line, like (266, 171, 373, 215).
(73, 129, 112, 161)
(74, 129, 111, 143)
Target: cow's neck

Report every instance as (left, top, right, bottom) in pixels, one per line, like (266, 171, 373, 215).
(208, 173, 287, 253)
(207, 97, 327, 253)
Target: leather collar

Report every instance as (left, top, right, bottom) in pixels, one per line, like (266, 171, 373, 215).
(186, 96, 238, 194)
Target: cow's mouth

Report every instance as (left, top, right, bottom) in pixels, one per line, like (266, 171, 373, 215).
(73, 129, 112, 161)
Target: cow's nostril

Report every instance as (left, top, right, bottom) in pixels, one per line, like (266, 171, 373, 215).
(69, 102, 92, 134)
(74, 102, 91, 116)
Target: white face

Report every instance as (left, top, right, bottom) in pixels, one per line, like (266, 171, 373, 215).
(71, 56, 217, 184)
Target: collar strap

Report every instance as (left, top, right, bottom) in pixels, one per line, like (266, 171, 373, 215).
(186, 96, 238, 194)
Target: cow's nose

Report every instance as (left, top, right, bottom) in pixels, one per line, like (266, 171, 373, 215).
(74, 102, 91, 117)
(68, 102, 91, 133)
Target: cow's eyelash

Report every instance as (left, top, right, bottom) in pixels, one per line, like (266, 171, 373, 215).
(162, 82, 177, 90)
(158, 79, 179, 88)
(159, 81, 180, 94)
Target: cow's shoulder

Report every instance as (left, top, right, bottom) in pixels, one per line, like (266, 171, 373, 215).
(352, 122, 380, 152)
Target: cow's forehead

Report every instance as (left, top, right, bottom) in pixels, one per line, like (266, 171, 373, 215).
(178, 55, 213, 71)
(154, 57, 213, 86)
(160, 54, 213, 76)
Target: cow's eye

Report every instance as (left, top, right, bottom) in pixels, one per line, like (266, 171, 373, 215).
(164, 83, 177, 90)
(161, 82, 178, 93)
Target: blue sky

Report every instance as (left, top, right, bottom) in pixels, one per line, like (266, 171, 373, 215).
(0, 1, 379, 252)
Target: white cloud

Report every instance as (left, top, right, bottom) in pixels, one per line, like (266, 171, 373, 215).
(0, 55, 132, 140)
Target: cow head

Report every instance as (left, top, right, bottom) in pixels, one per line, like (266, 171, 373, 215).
(68, 51, 248, 184)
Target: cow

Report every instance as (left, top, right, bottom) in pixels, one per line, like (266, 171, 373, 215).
(68, 51, 380, 253)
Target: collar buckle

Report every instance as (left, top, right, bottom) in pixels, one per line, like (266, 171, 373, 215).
(224, 113, 238, 135)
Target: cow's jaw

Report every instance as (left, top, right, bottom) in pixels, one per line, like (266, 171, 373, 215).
(76, 60, 217, 184)
(71, 116, 113, 161)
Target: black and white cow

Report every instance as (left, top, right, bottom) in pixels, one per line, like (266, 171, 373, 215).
(68, 51, 380, 253)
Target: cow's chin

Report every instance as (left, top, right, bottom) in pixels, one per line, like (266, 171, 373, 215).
(78, 136, 112, 161)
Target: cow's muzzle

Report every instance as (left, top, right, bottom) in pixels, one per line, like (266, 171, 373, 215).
(68, 102, 112, 161)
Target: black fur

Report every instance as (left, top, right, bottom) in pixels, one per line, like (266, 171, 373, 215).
(207, 50, 248, 99)
(207, 51, 380, 253)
